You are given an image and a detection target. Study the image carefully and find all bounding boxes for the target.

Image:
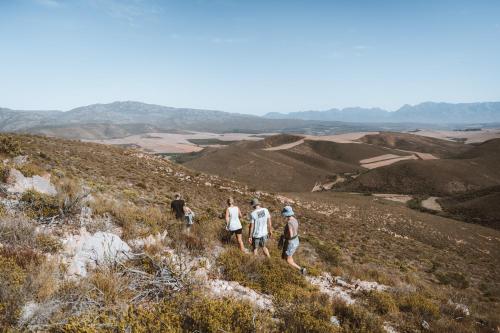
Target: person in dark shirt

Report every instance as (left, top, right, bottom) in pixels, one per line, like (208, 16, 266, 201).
(171, 194, 185, 220)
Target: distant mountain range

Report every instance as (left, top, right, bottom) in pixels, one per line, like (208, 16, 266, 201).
(1, 101, 499, 140)
(265, 102, 500, 123)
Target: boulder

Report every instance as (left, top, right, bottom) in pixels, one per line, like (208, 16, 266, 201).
(5, 169, 57, 195)
(62, 228, 131, 277)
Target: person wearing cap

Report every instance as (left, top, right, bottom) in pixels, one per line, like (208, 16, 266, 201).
(281, 205, 306, 275)
(171, 193, 185, 221)
(248, 198, 273, 257)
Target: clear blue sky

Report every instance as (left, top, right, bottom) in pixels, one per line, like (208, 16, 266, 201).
(1, 0, 499, 115)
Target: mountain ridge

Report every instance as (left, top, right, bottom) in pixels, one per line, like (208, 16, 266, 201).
(265, 101, 500, 123)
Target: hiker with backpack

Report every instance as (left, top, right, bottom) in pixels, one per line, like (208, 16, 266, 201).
(248, 198, 273, 257)
(279, 205, 306, 275)
(171, 193, 185, 221)
(225, 197, 245, 252)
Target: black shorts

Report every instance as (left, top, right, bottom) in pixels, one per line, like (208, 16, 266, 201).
(229, 228, 242, 235)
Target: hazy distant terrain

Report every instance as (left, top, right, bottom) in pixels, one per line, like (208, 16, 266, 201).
(2, 101, 500, 140)
(265, 101, 500, 123)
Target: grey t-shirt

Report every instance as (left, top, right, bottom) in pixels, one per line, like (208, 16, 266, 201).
(250, 207, 270, 238)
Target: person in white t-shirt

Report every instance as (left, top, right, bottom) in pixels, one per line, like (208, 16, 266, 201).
(248, 198, 273, 257)
(225, 197, 245, 252)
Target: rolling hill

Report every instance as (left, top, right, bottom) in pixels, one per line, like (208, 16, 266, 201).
(183, 134, 413, 192)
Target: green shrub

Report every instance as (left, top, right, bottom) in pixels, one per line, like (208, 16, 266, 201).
(217, 248, 311, 301)
(304, 236, 342, 266)
(334, 302, 385, 333)
(366, 291, 397, 315)
(17, 163, 45, 177)
(398, 293, 440, 320)
(0, 203, 6, 217)
(277, 294, 338, 333)
(35, 233, 62, 253)
(435, 272, 469, 289)
(21, 190, 60, 219)
(184, 294, 271, 333)
(0, 255, 27, 329)
(0, 135, 22, 156)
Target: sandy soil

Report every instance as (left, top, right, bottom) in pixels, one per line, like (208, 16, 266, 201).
(88, 132, 272, 154)
(372, 193, 413, 203)
(263, 132, 379, 151)
(421, 196, 443, 211)
(361, 155, 418, 169)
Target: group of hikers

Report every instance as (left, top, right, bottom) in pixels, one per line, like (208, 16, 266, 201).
(170, 194, 306, 275)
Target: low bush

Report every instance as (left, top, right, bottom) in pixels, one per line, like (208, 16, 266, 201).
(0, 135, 22, 156)
(21, 190, 61, 220)
(435, 271, 469, 289)
(0, 255, 27, 329)
(304, 236, 342, 266)
(217, 248, 311, 302)
(35, 233, 63, 253)
(277, 293, 338, 333)
(366, 291, 398, 315)
(334, 302, 385, 333)
(398, 293, 440, 320)
(18, 162, 45, 177)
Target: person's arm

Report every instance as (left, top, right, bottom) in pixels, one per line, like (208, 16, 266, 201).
(267, 213, 273, 238)
(238, 207, 242, 219)
(225, 208, 230, 228)
(170, 201, 175, 213)
(248, 217, 254, 244)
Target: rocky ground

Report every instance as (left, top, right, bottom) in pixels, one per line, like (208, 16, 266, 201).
(0, 134, 499, 332)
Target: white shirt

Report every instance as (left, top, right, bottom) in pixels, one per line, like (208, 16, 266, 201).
(227, 206, 242, 231)
(249, 207, 270, 238)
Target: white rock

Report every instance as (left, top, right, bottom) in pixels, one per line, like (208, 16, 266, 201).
(383, 322, 399, 333)
(448, 300, 470, 316)
(61, 228, 131, 277)
(207, 279, 273, 310)
(12, 155, 28, 166)
(330, 316, 340, 326)
(19, 300, 60, 327)
(5, 169, 57, 195)
(130, 231, 168, 248)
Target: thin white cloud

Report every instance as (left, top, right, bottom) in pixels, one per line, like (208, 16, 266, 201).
(34, 0, 61, 7)
(87, 0, 161, 24)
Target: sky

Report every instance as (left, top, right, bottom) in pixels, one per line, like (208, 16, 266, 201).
(0, 0, 499, 115)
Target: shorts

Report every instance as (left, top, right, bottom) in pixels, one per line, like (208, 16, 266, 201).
(282, 237, 299, 259)
(185, 213, 194, 226)
(229, 228, 242, 235)
(252, 236, 268, 250)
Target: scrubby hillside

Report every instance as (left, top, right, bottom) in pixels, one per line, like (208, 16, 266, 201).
(183, 134, 410, 192)
(0, 134, 499, 332)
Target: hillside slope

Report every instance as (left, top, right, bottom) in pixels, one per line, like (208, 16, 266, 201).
(183, 135, 411, 192)
(358, 132, 470, 158)
(339, 139, 500, 196)
(0, 134, 499, 332)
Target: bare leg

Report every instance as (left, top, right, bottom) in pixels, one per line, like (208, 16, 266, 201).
(253, 248, 258, 256)
(236, 234, 245, 252)
(262, 246, 271, 258)
(286, 256, 301, 270)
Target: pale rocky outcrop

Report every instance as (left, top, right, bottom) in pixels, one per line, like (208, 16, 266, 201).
(5, 169, 57, 196)
(61, 228, 131, 277)
(207, 279, 273, 310)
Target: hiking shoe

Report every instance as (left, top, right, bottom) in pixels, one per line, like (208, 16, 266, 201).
(300, 267, 307, 275)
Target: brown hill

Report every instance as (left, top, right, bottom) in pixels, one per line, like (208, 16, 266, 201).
(358, 131, 470, 157)
(183, 134, 410, 192)
(439, 185, 500, 230)
(339, 139, 500, 196)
